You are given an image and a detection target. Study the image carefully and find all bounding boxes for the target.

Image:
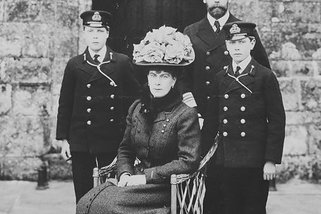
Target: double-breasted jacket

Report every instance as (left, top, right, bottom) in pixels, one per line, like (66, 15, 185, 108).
(202, 59, 285, 168)
(56, 47, 141, 154)
(180, 13, 270, 116)
(117, 98, 201, 184)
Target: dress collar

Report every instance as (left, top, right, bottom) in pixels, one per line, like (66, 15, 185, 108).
(232, 56, 252, 74)
(207, 11, 230, 31)
(88, 46, 107, 63)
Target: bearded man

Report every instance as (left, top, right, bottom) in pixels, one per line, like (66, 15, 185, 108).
(180, 0, 270, 117)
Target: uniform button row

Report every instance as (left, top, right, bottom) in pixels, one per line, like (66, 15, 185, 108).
(86, 95, 115, 101)
(223, 106, 246, 112)
(86, 119, 115, 125)
(222, 119, 246, 124)
(222, 131, 246, 137)
(86, 107, 114, 113)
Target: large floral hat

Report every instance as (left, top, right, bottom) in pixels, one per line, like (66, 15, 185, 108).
(133, 26, 195, 66)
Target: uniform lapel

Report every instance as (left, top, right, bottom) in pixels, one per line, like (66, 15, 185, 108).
(87, 47, 117, 83)
(196, 14, 240, 53)
(223, 60, 256, 94)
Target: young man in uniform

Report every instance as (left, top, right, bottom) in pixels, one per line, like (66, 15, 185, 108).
(180, 1, 271, 213)
(56, 10, 141, 203)
(202, 21, 285, 214)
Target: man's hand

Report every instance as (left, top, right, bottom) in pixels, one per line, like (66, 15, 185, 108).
(263, 161, 276, 180)
(118, 173, 131, 187)
(118, 174, 146, 187)
(60, 140, 71, 160)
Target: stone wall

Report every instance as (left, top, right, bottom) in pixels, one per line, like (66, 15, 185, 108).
(0, 0, 91, 180)
(0, 0, 320, 181)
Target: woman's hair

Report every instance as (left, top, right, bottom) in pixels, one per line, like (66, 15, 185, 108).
(144, 66, 182, 79)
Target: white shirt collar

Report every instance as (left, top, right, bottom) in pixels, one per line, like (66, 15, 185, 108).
(207, 11, 230, 32)
(88, 46, 107, 63)
(232, 56, 252, 74)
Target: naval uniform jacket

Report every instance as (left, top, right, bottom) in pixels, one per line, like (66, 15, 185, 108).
(202, 59, 285, 168)
(180, 14, 270, 116)
(56, 47, 141, 154)
(117, 97, 201, 184)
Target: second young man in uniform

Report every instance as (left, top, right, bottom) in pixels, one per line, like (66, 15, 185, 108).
(56, 10, 141, 203)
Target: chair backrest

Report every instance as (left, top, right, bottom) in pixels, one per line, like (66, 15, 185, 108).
(170, 134, 219, 214)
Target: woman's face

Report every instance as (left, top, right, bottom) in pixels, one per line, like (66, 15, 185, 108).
(147, 70, 176, 98)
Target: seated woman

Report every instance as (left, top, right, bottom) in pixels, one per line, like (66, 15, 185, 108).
(76, 26, 200, 214)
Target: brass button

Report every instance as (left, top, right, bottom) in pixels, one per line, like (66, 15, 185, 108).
(206, 81, 210, 85)
(240, 119, 246, 124)
(87, 120, 92, 125)
(223, 119, 228, 124)
(166, 119, 170, 122)
(240, 106, 246, 111)
(161, 130, 165, 133)
(110, 94, 115, 99)
(86, 96, 92, 101)
(241, 132, 246, 137)
(224, 51, 229, 55)
(224, 94, 229, 99)
(205, 66, 210, 71)
(87, 108, 91, 113)
(87, 84, 91, 88)
(223, 106, 228, 111)
(109, 118, 114, 122)
(223, 132, 228, 137)
(206, 51, 210, 56)
(110, 106, 114, 110)
(207, 96, 211, 100)
(241, 93, 246, 99)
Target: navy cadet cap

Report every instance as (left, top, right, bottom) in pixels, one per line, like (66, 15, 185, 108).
(223, 21, 256, 41)
(80, 10, 111, 28)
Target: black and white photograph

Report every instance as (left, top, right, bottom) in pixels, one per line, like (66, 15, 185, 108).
(0, 0, 321, 214)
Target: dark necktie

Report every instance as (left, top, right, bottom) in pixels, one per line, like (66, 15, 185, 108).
(93, 54, 100, 63)
(234, 66, 241, 77)
(214, 21, 220, 33)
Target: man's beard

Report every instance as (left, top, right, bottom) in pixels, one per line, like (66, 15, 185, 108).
(208, 6, 228, 19)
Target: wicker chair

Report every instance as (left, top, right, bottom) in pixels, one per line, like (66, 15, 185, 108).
(92, 134, 218, 214)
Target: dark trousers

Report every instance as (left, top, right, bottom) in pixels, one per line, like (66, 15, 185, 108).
(71, 151, 116, 204)
(204, 166, 224, 214)
(222, 167, 269, 214)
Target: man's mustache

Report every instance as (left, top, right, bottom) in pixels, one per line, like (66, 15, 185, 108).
(208, 6, 227, 11)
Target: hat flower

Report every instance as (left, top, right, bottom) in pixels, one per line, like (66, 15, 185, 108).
(133, 26, 195, 66)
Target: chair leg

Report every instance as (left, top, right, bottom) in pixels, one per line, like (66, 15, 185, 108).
(93, 167, 99, 188)
(171, 174, 177, 214)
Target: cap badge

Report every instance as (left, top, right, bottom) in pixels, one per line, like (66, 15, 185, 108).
(92, 12, 102, 21)
(230, 24, 241, 34)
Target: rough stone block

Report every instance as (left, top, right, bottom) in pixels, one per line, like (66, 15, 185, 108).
(0, 157, 42, 180)
(4, 57, 51, 83)
(0, 115, 51, 157)
(5, 0, 53, 23)
(230, 0, 273, 27)
(279, 79, 300, 111)
(271, 60, 316, 77)
(0, 23, 24, 57)
(284, 125, 308, 155)
(286, 111, 321, 125)
(21, 23, 51, 58)
(301, 79, 321, 111)
(307, 123, 321, 155)
(271, 1, 321, 23)
(12, 84, 52, 116)
(53, 27, 79, 58)
(0, 84, 12, 115)
(270, 22, 321, 59)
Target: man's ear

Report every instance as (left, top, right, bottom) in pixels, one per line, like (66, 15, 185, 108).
(250, 37, 256, 50)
